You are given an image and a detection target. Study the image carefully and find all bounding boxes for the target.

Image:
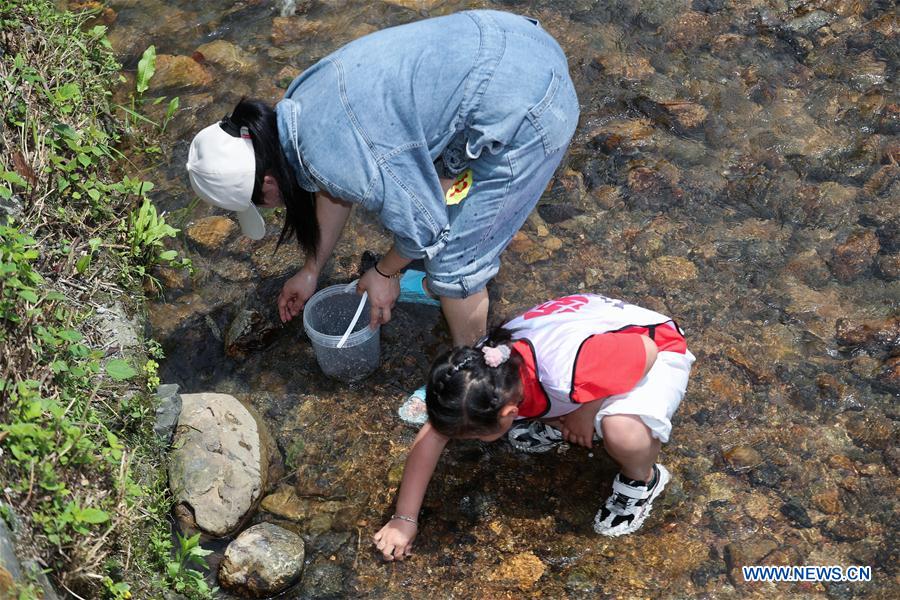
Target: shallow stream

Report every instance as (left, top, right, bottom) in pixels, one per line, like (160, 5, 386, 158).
(103, 0, 896, 597)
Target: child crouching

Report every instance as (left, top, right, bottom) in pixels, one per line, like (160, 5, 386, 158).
(373, 294, 694, 561)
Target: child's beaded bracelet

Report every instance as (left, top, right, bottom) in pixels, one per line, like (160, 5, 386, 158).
(390, 514, 418, 526)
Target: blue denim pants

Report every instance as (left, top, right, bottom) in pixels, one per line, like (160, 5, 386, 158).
(425, 12, 579, 297)
(277, 11, 579, 297)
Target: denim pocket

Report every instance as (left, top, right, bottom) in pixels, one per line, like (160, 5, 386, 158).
(526, 70, 579, 156)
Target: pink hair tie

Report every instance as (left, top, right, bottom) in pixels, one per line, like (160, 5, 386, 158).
(482, 345, 511, 368)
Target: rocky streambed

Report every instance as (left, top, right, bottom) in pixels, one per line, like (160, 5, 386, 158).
(96, 0, 899, 597)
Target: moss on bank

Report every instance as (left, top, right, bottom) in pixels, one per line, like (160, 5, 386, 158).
(0, 2, 192, 598)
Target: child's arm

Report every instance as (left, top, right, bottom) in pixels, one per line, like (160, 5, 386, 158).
(559, 335, 658, 448)
(373, 422, 449, 561)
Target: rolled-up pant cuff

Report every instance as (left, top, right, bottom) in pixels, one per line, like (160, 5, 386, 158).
(425, 269, 494, 299)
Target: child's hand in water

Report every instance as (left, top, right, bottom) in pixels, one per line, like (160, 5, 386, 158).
(373, 518, 417, 561)
(559, 401, 603, 448)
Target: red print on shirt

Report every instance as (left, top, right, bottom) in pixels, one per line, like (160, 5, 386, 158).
(523, 295, 589, 320)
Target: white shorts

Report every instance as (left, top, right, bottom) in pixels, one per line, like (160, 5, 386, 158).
(592, 350, 695, 443)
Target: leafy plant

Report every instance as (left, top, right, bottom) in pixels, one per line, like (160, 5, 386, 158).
(135, 45, 156, 96)
(106, 358, 137, 381)
(167, 533, 215, 598)
(123, 196, 190, 288)
(161, 96, 180, 133)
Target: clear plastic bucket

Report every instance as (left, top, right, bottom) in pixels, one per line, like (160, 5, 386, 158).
(302, 284, 380, 382)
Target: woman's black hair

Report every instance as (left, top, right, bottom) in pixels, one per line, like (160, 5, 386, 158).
(228, 98, 319, 256)
(426, 325, 524, 438)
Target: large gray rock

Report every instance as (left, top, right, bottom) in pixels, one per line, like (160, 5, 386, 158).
(218, 523, 305, 597)
(168, 393, 268, 537)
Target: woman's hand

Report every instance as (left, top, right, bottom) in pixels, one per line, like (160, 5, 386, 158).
(558, 401, 603, 449)
(277, 266, 318, 323)
(357, 266, 400, 329)
(373, 518, 417, 561)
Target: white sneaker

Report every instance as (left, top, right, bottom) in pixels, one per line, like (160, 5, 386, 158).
(507, 421, 565, 453)
(593, 464, 670, 536)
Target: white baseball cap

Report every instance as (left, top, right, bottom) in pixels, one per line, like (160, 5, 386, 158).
(186, 121, 266, 240)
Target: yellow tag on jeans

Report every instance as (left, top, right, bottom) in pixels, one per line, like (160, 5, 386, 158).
(445, 169, 473, 206)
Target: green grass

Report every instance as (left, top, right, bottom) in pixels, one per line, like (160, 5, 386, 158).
(0, 1, 203, 598)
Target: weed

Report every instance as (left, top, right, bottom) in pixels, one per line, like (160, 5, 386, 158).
(0, 2, 193, 597)
(166, 533, 216, 599)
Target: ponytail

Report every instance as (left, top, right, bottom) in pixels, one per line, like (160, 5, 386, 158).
(228, 99, 319, 257)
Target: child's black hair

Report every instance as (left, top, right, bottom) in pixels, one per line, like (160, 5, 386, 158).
(228, 98, 319, 257)
(426, 325, 524, 438)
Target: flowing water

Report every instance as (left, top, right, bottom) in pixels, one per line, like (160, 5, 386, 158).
(104, 0, 896, 597)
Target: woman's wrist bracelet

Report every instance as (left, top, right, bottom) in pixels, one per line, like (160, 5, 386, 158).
(390, 514, 418, 526)
(374, 263, 401, 279)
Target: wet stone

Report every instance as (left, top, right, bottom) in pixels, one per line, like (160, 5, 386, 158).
(876, 253, 900, 280)
(749, 463, 784, 488)
(646, 255, 699, 285)
(780, 501, 813, 529)
(194, 40, 255, 74)
(786, 10, 836, 35)
(219, 523, 305, 598)
(844, 412, 894, 450)
(588, 118, 655, 154)
(811, 489, 843, 515)
(260, 485, 307, 522)
(186, 216, 236, 250)
(487, 552, 546, 590)
(537, 203, 584, 224)
(660, 10, 718, 50)
(224, 308, 279, 358)
(702, 472, 735, 503)
(271, 16, 321, 45)
(876, 356, 900, 394)
(823, 517, 867, 542)
(723, 445, 762, 471)
(209, 257, 253, 282)
(565, 564, 603, 594)
(592, 52, 655, 80)
(835, 316, 900, 349)
(168, 393, 266, 537)
(298, 558, 344, 599)
(829, 229, 880, 283)
(149, 54, 213, 91)
(724, 538, 778, 572)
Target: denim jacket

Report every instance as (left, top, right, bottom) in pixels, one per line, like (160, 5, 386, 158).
(275, 10, 572, 260)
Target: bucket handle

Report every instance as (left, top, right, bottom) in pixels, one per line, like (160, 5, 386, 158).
(336, 279, 368, 349)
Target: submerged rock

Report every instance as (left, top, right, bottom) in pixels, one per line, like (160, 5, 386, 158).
(835, 316, 900, 349)
(487, 552, 546, 590)
(219, 523, 305, 598)
(723, 446, 762, 471)
(225, 308, 279, 358)
(186, 216, 237, 250)
(844, 411, 893, 450)
(780, 501, 813, 528)
(829, 229, 880, 282)
(877, 356, 900, 394)
(194, 40, 255, 74)
(646, 255, 699, 285)
(272, 16, 321, 45)
(299, 558, 345, 599)
(149, 54, 213, 91)
(169, 393, 268, 537)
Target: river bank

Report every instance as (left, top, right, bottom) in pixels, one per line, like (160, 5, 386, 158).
(0, 2, 196, 598)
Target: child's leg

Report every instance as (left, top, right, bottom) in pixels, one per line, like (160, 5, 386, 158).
(600, 414, 661, 483)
